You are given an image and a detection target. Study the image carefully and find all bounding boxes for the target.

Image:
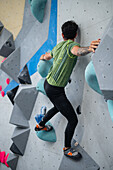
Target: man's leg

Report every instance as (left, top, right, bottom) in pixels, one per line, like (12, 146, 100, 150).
(39, 92, 78, 147)
(36, 80, 81, 159)
(39, 79, 78, 147)
(51, 93, 78, 148)
(39, 106, 58, 127)
(50, 94, 82, 160)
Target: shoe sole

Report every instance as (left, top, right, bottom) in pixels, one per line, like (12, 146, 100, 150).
(65, 153, 82, 160)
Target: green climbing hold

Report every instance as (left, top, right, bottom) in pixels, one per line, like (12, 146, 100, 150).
(36, 122, 57, 142)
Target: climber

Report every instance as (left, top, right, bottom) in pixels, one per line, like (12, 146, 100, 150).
(35, 20, 100, 160)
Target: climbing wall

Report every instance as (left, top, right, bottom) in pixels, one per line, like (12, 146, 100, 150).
(58, 0, 113, 170)
(58, 0, 113, 169)
(0, 0, 113, 170)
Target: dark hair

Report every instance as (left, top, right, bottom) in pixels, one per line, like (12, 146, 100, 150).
(61, 20, 78, 39)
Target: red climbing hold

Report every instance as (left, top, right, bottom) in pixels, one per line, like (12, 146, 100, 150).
(1, 58, 6, 63)
(0, 151, 6, 163)
(0, 85, 2, 91)
(1, 91, 5, 97)
(6, 78, 10, 84)
(0, 151, 9, 167)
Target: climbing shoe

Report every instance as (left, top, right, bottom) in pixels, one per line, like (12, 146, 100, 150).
(35, 124, 53, 132)
(63, 147, 82, 160)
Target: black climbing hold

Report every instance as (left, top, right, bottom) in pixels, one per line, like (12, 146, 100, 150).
(17, 64, 32, 84)
(6, 41, 12, 47)
(10, 143, 23, 156)
(68, 78, 71, 84)
(0, 34, 15, 57)
(76, 105, 81, 115)
(7, 86, 19, 105)
(0, 21, 4, 33)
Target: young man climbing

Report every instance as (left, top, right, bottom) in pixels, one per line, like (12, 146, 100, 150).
(35, 21, 100, 160)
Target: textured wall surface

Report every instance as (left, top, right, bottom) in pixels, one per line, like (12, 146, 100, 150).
(58, 0, 113, 169)
(58, 0, 113, 170)
(0, 0, 113, 170)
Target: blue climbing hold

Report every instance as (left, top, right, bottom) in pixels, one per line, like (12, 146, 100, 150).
(36, 122, 57, 142)
(36, 58, 53, 95)
(35, 114, 44, 123)
(36, 78, 46, 95)
(85, 61, 103, 95)
(29, 0, 47, 23)
(37, 59, 53, 78)
(35, 106, 47, 123)
(107, 100, 113, 122)
(28, 0, 32, 4)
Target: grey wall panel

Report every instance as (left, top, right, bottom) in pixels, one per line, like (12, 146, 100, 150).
(0, 95, 14, 153)
(42, 150, 62, 170)
(7, 153, 19, 170)
(66, 56, 89, 108)
(15, 87, 38, 120)
(12, 127, 30, 155)
(0, 69, 12, 93)
(92, 19, 113, 100)
(10, 143, 23, 156)
(79, 82, 113, 170)
(0, 35, 15, 58)
(1, 48, 20, 83)
(15, 0, 36, 48)
(58, 0, 113, 170)
(0, 28, 12, 49)
(22, 0, 37, 26)
(58, 0, 112, 44)
(20, 0, 51, 69)
(92, 36, 113, 88)
(0, 28, 15, 57)
(14, 84, 38, 100)
(10, 103, 29, 128)
(15, 25, 34, 48)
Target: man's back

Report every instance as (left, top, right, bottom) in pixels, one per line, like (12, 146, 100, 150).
(47, 40, 80, 87)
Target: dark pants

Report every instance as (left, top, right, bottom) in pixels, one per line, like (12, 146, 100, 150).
(39, 79, 78, 147)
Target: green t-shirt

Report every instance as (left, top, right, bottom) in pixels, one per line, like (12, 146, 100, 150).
(47, 40, 80, 87)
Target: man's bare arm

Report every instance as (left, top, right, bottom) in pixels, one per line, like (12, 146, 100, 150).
(71, 39, 100, 56)
(40, 52, 53, 60)
(76, 47, 90, 56)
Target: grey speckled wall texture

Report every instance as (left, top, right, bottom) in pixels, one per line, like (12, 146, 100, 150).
(58, 0, 113, 169)
(0, 0, 113, 170)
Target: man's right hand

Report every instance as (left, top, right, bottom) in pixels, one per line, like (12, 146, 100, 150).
(88, 39, 101, 53)
(40, 54, 45, 60)
(71, 39, 101, 56)
(40, 52, 53, 60)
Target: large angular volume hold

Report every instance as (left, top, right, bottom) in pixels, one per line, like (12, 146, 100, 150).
(11, 127, 30, 156)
